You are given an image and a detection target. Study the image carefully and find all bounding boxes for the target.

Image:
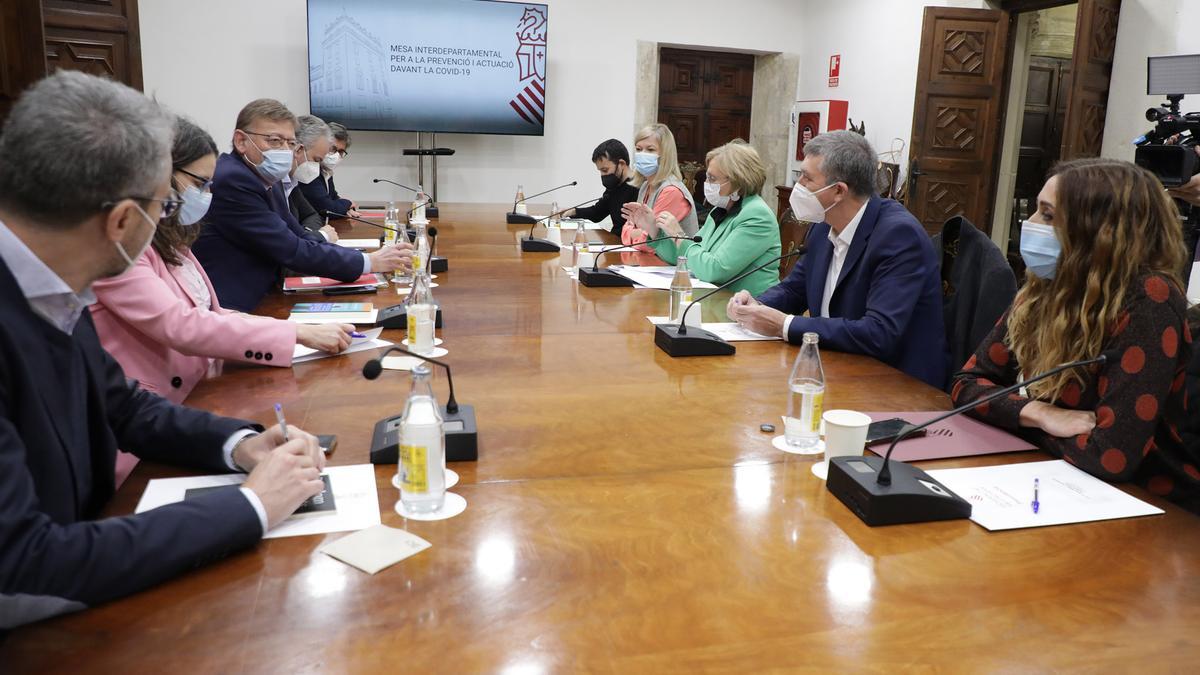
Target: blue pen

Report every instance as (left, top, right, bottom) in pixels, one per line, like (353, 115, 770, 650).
(1032, 478, 1040, 514)
(274, 403, 289, 442)
(350, 331, 366, 339)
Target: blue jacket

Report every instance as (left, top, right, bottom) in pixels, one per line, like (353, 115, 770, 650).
(0, 258, 262, 628)
(757, 195, 948, 388)
(298, 171, 353, 218)
(194, 153, 363, 312)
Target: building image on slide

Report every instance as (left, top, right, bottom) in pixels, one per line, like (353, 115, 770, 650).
(310, 13, 393, 125)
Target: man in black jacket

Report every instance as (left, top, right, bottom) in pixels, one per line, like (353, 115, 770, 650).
(568, 138, 639, 235)
(0, 71, 327, 629)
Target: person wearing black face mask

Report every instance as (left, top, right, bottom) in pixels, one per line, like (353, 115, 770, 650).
(567, 138, 639, 236)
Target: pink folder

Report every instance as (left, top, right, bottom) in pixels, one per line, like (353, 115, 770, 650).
(862, 411, 1037, 462)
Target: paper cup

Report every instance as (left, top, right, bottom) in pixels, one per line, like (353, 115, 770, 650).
(682, 305, 703, 328)
(576, 249, 595, 269)
(545, 227, 563, 246)
(821, 409, 871, 462)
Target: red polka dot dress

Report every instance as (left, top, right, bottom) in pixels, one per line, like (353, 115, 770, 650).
(951, 274, 1198, 514)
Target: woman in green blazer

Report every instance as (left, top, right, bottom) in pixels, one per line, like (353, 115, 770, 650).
(655, 140, 782, 296)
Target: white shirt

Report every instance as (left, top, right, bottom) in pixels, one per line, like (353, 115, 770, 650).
(780, 200, 869, 339)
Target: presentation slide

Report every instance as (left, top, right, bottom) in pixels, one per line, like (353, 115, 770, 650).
(307, 0, 548, 135)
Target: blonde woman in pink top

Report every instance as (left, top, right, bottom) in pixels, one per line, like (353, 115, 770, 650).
(620, 123, 700, 261)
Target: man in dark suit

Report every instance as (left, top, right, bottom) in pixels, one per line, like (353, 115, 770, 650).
(193, 100, 410, 312)
(298, 121, 357, 218)
(0, 71, 328, 629)
(286, 116, 340, 242)
(568, 139, 640, 236)
(728, 131, 948, 388)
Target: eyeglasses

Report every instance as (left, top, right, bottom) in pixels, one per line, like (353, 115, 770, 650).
(330, 148, 350, 158)
(101, 190, 184, 220)
(177, 168, 213, 192)
(240, 129, 299, 151)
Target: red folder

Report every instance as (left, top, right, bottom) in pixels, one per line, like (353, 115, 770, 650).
(282, 273, 388, 293)
(862, 411, 1037, 462)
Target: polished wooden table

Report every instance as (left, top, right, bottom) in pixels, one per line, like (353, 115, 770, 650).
(5, 205, 1199, 672)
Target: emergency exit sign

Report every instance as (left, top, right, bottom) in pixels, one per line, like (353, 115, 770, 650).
(829, 54, 840, 87)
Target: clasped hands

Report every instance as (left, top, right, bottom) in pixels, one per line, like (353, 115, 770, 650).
(725, 290, 787, 337)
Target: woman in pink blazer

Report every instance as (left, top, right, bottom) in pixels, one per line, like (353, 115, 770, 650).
(91, 118, 352, 484)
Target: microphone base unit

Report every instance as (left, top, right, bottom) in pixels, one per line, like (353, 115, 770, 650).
(507, 212, 537, 225)
(429, 256, 448, 273)
(369, 404, 478, 464)
(521, 236, 560, 253)
(577, 267, 634, 287)
(375, 304, 444, 329)
(826, 455, 972, 527)
(653, 324, 736, 357)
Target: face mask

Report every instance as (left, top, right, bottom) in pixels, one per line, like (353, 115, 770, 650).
(704, 181, 738, 209)
(294, 159, 321, 184)
(242, 133, 293, 184)
(601, 171, 624, 189)
(115, 204, 158, 272)
(789, 182, 837, 223)
(633, 152, 659, 177)
(1019, 220, 1061, 280)
(322, 152, 342, 170)
(177, 184, 212, 226)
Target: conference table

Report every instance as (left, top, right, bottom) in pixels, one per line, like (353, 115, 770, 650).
(4, 204, 1199, 672)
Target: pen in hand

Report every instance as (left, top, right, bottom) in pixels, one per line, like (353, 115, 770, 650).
(1032, 477, 1040, 514)
(274, 402, 289, 442)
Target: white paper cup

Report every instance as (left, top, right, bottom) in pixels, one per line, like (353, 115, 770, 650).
(682, 304, 703, 328)
(545, 227, 563, 246)
(576, 249, 595, 269)
(559, 244, 574, 267)
(822, 410, 871, 460)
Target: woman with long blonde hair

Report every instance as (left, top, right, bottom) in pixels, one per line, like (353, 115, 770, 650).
(952, 158, 1197, 512)
(619, 123, 698, 261)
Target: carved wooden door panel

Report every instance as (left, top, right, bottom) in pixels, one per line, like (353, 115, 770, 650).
(658, 48, 754, 164)
(907, 7, 1009, 236)
(0, 0, 47, 123)
(1060, 0, 1120, 159)
(43, 0, 143, 89)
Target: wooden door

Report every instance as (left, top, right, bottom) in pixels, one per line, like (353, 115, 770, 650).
(43, 0, 143, 88)
(658, 48, 753, 164)
(0, 0, 47, 123)
(1016, 56, 1070, 201)
(1060, 0, 1120, 159)
(906, 7, 1010, 236)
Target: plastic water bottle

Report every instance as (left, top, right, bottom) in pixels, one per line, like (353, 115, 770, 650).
(785, 332, 825, 452)
(413, 221, 430, 277)
(549, 200, 560, 226)
(668, 256, 693, 323)
(405, 268, 437, 355)
(397, 363, 446, 514)
(514, 184, 527, 215)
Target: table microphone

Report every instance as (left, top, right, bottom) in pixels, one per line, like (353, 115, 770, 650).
(521, 198, 599, 252)
(578, 235, 702, 287)
(362, 345, 477, 463)
(374, 178, 439, 218)
(507, 181, 578, 224)
(655, 247, 805, 357)
(827, 349, 1121, 527)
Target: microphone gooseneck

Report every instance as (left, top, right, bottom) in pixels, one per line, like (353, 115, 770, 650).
(677, 247, 806, 335)
(875, 350, 1120, 485)
(362, 345, 459, 414)
(373, 178, 421, 194)
(527, 198, 601, 240)
(326, 211, 404, 236)
(591, 235, 702, 272)
(512, 181, 578, 213)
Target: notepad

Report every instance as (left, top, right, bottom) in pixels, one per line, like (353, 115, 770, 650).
(292, 328, 389, 363)
(320, 525, 431, 574)
(185, 474, 337, 519)
(336, 238, 382, 250)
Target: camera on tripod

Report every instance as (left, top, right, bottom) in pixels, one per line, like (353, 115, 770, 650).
(1135, 54, 1200, 187)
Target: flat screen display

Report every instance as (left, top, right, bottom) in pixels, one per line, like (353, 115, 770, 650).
(307, 0, 548, 135)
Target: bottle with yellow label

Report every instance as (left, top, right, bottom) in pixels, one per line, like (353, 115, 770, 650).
(404, 267, 437, 355)
(397, 363, 445, 514)
(785, 332, 825, 453)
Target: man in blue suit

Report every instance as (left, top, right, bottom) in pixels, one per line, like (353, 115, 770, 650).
(193, 100, 410, 312)
(298, 121, 358, 218)
(728, 131, 948, 388)
(0, 72, 328, 628)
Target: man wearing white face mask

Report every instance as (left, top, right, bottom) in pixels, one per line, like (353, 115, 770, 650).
(195, 100, 412, 312)
(727, 131, 947, 388)
(299, 121, 359, 219)
(0, 71, 331, 628)
(285, 116, 339, 242)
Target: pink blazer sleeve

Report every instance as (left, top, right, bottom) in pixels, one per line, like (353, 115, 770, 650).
(91, 249, 298, 366)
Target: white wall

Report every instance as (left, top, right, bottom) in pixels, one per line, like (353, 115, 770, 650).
(139, 0, 809, 208)
(1101, 0, 1198, 161)
(793, 0, 992, 179)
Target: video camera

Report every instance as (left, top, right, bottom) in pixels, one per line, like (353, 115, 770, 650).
(1134, 55, 1200, 187)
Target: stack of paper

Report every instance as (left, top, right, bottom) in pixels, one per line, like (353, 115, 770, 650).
(927, 460, 1164, 531)
(292, 327, 391, 363)
(282, 273, 389, 293)
(645, 316, 779, 341)
(336, 238, 382, 250)
(608, 265, 718, 290)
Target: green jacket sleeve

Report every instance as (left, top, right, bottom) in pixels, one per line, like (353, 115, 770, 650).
(677, 200, 779, 285)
